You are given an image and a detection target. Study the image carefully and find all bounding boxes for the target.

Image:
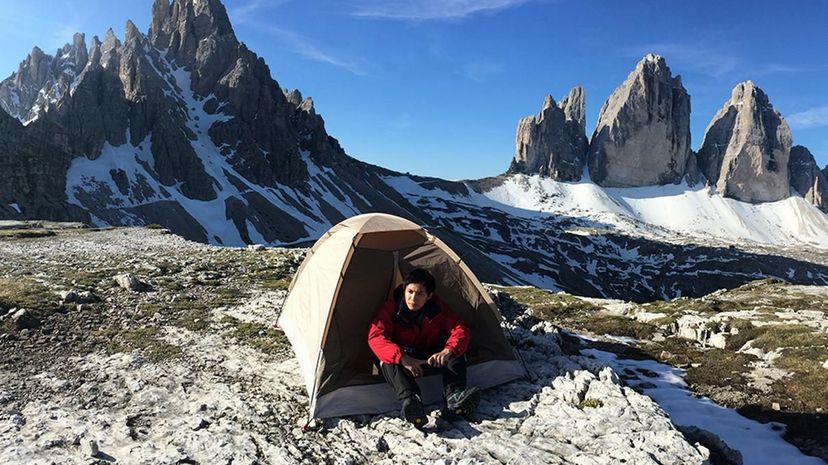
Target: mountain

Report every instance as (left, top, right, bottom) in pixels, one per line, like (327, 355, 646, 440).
(698, 81, 792, 203)
(0, 0, 422, 246)
(588, 54, 692, 187)
(789, 145, 828, 213)
(1, 0, 828, 304)
(509, 87, 588, 181)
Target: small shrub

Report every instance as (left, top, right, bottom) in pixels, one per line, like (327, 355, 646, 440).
(578, 398, 603, 409)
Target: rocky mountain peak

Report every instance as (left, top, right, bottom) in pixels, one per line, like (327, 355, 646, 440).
(124, 20, 142, 43)
(284, 88, 303, 107)
(509, 86, 588, 181)
(57, 33, 89, 74)
(789, 145, 827, 212)
(149, 0, 238, 70)
(587, 54, 691, 187)
(697, 80, 791, 203)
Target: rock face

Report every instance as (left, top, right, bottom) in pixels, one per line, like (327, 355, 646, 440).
(0, 33, 88, 125)
(588, 54, 691, 187)
(697, 81, 791, 203)
(510, 86, 588, 181)
(789, 145, 828, 212)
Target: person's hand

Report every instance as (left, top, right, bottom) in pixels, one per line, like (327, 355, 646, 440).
(401, 354, 427, 377)
(427, 348, 453, 368)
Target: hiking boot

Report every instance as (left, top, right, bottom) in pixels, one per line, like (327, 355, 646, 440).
(445, 386, 480, 417)
(401, 395, 426, 427)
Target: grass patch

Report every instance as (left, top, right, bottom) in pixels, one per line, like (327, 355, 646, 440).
(260, 277, 292, 291)
(494, 286, 601, 319)
(725, 324, 817, 352)
(224, 316, 289, 355)
(0, 277, 62, 330)
(641, 337, 756, 392)
(145, 224, 163, 229)
(59, 268, 117, 290)
(578, 398, 603, 409)
(583, 315, 658, 340)
(0, 229, 57, 239)
(98, 326, 181, 361)
(175, 304, 212, 332)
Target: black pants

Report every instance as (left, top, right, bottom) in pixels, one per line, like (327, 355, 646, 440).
(380, 354, 467, 402)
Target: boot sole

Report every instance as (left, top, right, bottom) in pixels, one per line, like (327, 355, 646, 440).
(447, 388, 481, 418)
(402, 401, 426, 427)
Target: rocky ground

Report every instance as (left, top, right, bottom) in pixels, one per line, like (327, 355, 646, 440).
(0, 224, 823, 464)
(491, 283, 828, 462)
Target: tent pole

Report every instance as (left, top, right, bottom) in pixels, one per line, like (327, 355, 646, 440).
(505, 324, 535, 383)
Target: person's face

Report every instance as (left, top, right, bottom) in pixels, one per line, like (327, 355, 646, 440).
(404, 282, 432, 312)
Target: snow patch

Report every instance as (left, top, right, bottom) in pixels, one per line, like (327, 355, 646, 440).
(583, 346, 826, 465)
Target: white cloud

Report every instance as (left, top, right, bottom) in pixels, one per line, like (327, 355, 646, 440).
(788, 105, 828, 129)
(753, 63, 804, 75)
(351, 0, 531, 20)
(263, 27, 367, 76)
(229, 0, 291, 25)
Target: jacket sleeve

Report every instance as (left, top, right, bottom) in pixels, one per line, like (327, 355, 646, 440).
(367, 300, 403, 364)
(438, 299, 470, 357)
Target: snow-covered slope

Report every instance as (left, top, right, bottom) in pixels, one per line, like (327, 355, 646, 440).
(483, 173, 828, 249)
(383, 173, 828, 301)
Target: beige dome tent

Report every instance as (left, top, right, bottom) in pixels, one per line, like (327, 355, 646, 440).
(278, 213, 525, 419)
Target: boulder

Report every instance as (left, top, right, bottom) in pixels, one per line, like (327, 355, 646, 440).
(12, 309, 40, 330)
(510, 86, 588, 181)
(697, 81, 791, 203)
(588, 54, 691, 187)
(114, 274, 151, 292)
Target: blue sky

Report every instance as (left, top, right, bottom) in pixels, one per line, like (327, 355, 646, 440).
(1, 0, 826, 180)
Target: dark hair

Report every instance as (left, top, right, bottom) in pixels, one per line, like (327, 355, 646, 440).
(403, 268, 436, 294)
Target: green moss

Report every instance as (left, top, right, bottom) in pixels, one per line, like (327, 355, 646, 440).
(145, 224, 163, 229)
(0, 277, 62, 329)
(640, 337, 757, 392)
(0, 229, 57, 239)
(175, 306, 211, 332)
(582, 315, 658, 340)
(726, 323, 817, 352)
(578, 398, 603, 409)
(98, 326, 181, 361)
(224, 316, 289, 355)
(60, 268, 116, 290)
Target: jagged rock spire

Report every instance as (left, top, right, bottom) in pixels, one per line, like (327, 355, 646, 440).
(149, 0, 239, 96)
(510, 86, 588, 181)
(588, 54, 691, 187)
(697, 81, 791, 203)
(788, 145, 827, 212)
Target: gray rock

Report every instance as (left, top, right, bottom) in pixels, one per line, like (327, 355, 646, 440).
(247, 244, 265, 251)
(510, 86, 588, 181)
(60, 290, 99, 304)
(697, 81, 791, 203)
(588, 54, 691, 187)
(789, 145, 828, 212)
(114, 274, 150, 292)
(82, 438, 99, 457)
(678, 425, 743, 465)
(12, 309, 40, 330)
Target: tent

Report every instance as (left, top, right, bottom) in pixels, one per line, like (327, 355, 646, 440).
(278, 213, 525, 419)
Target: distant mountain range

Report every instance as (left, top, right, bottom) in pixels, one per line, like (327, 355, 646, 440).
(2, 0, 827, 300)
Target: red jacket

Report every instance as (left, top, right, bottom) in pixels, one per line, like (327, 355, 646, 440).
(367, 292, 470, 364)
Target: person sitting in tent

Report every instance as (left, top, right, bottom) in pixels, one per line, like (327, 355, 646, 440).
(367, 268, 481, 427)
